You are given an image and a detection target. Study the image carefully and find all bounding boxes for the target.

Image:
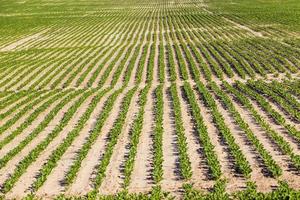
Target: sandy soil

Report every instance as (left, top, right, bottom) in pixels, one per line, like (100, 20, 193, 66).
(0, 93, 82, 189)
(66, 88, 129, 195)
(128, 87, 155, 193)
(227, 92, 300, 189)
(212, 91, 277, 192)
(98, 89, 139, 194)
(35, 90, 113, 197)
(0, 29, 49, 52)
(160, 86, 182, 192)
(192, 86, 247, 192)
(5, 93, 95, 199)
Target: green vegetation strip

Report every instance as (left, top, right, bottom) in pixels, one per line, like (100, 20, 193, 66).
(169, 83, 192, 180)
(196, 81, 251, 177)
(93, 86, 137, 189)
(64, 87, 124, 186)
(1, 89, 94, 193)
(31, 88, 110, 191)
(124, 84, 150, 187)
(210, 81, 281, 177)
(153, 85, 164, 183)
(183, 82, 221, 179)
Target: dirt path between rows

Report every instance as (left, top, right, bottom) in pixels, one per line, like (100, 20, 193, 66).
(5, 93, 95, 199)
(66, 88, 130, 195)
(212, 91, 277, 192)
(192, 86, 246, 192)
(0, 94, 83, 194)
(160, 86, 182, 193)
(35, 90, 114, 197)
(98, 89, 140, 194)
(177, 85, 213, 190)
(227, 92, 300, 189)
(0, 29, 49, 52)
(128, 87, 155, 193)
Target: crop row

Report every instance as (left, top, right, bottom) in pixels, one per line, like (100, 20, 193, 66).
(93, 87, 137, 189)
(31, 88, 109, 191)
(153, 85, 164, 183)
(64, 87, 123, 186)
(183, 82, 221, 179)
(195, 81, 252, 177)
(224, 82, 300, 169)
(210, 81, 282, 177)
(123, 84, 150, 187)
(169, 83, 192, 180)
(1, 89, 94, 193)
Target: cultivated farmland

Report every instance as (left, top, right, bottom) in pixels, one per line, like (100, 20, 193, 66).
(0, 0, 300, 199)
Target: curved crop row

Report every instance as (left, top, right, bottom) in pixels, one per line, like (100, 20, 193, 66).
(183, 82, 221, 179)
(224, 82, 300, 169)
(93, 87, 137, 189)
(195, 81, 252, 177)
(31, 88, 109, 191)
(169, 83, 192, 180)
(210, 81, 282, 177)
(64, 87, 124, 186)
(153, 85, 164, 183)
(1, 89, 94, 193)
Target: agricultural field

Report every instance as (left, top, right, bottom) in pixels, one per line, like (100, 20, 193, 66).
(0, 0, 300, 199)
